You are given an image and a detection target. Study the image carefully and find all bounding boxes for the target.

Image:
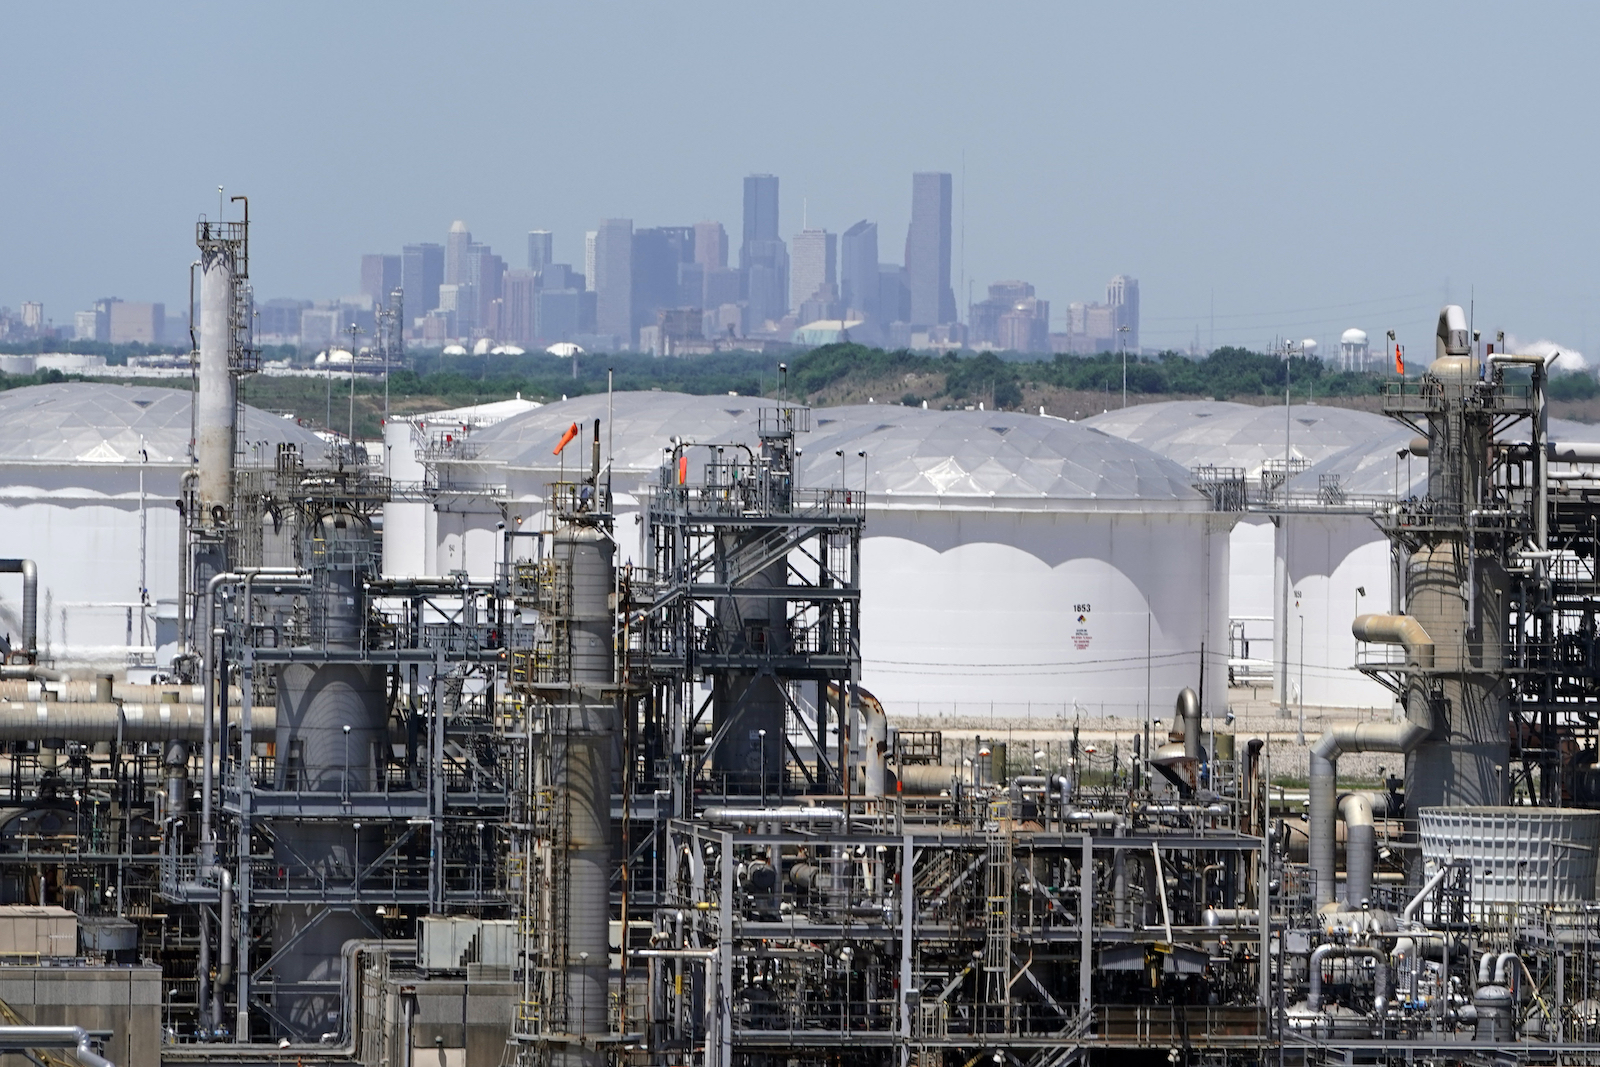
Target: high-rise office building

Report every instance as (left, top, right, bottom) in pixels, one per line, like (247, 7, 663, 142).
(464, 243, 506, 337)
(108, 302, 164, 344)
(527, 231, 553, 273)
(502, 270, 539, 346)
(878, 266, 910, 326)
(694, 221, 728, 272)
(839, 221, 879, 320)
(790, 229, 836, 315)
(1107, 275, 1139, 352)
(402, 243, 444, 318)
(632, 227, 695, 333)
(740, 175, 780, 269)
(594, 218, 634, 347)
(360, 254, 401, 307)
(584, 231, 597, 292)
(444, 221, 472, 285)
(904, 172, 956, 326)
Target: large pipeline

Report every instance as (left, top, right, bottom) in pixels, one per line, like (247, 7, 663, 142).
(0, 560, 37, 660)
(1307, 945, 1389, 1012)
(1310, 716, 1430, 908)
(0, 701, 274, 742)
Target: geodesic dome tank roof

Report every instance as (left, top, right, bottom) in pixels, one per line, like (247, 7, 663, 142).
(0, 382, 327, 465)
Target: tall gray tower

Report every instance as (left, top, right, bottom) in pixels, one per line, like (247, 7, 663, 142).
(905, 172, 955, 326)
(594, 218, 634, 348)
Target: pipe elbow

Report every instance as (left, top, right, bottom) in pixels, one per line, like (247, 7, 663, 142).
(1353, 613, 1435, 669)
(1337, 792, 1374, 828)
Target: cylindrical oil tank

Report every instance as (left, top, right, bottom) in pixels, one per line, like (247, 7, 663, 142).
(1405, 543, 1509, 809)
(1420, 807, 1600, 902)
(550, 522, 617, 1060)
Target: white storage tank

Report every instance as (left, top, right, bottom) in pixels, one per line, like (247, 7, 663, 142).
(432, 394, 1229, 720)
(0, 383, 326, 670)
(1084, 400, 1406, 711)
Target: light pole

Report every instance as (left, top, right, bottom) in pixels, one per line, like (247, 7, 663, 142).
(1119, 325, 1131, 408)
(342, 723, 352, 803)
(1297, 614, 1306, 745)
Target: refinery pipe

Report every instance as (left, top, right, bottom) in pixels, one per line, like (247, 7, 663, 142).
(0, 1027, 113, 1067)
(1307, 944, 1389, 1013)
(0, 560, 37, 660)
(1352, 614, 1435, 669)
(0, 701, 275, 743)
(1310, 719, 1429, 908)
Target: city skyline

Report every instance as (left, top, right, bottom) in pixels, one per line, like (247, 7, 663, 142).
(4, 3, 1600, 358)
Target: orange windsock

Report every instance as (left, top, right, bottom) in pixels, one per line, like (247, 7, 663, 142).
(677, 454, 689, 485)
(553, 422, 580, 455)
(1394, 343, 1405, 375)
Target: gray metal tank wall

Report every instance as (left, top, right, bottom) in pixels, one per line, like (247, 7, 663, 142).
(550, 524, 616, 1062)
(271, 512, 389, 1040)
(1405, 539, 1510, 809)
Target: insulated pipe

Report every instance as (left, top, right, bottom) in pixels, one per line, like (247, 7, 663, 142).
(1352, 614, 1435, 669)
(1203, 908, 1261, 927)
(0, 561, 37, 659)
(863, 696, 888, 798)
(1337, 793, 1376, 908)
(1547, 441, 1600, 463)
(213, 867, 233, 1031)
(0, 702, 275, 742)
(0, 1027, 114, 1067)
(1310, 719, 1430, 908)
(200, 571, 237, 867)
(1495, 952, 1521, 993)
(1307, 944, 1389, 1012)
(1404, 865, 1453, 924)
(700, 807, 846, 824)
(1175, 686, 1201, 760)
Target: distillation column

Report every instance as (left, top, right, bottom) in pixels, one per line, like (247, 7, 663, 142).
(272, 512, 388, 1039)
(1408, 306, 1510, 808)
(551, 519, 617, 1067)
(196, 227, 237, 524)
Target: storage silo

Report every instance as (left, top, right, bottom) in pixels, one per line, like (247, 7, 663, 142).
(0, 383, 326, 669)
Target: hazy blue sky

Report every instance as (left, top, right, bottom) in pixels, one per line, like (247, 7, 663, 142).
(3, 2, 1599, 357)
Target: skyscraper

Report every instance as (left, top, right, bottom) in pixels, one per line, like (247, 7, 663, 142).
(790, 229, 836, 315)
(502, 270, 539, 346)
(401, 244, 444, 318)
(632, 227, 695, 334)
(360, 254, 401, 307)
(694, 221, 728, 272)
(444, 221, 472, 285)
(839, 221, 879, 320)
(584, 231, 597, 292)
(528, 231, 553, 273)
(594, 218, 633, 347)
(740, 175, 780, 269)
(1107, 275, 1139, 352)
(904, 172, 955, 326)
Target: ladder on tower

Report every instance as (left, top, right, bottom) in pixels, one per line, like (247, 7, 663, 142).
(983, 826, 1013, 1032)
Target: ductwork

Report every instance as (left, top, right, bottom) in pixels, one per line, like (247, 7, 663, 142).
(1311, 719, 1429, 908)
(1336, 791, 1388, 908)
(1150, 687, 1203, 793)
(0, 560, 37, 660)
(1352, 613, 1435, 669)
